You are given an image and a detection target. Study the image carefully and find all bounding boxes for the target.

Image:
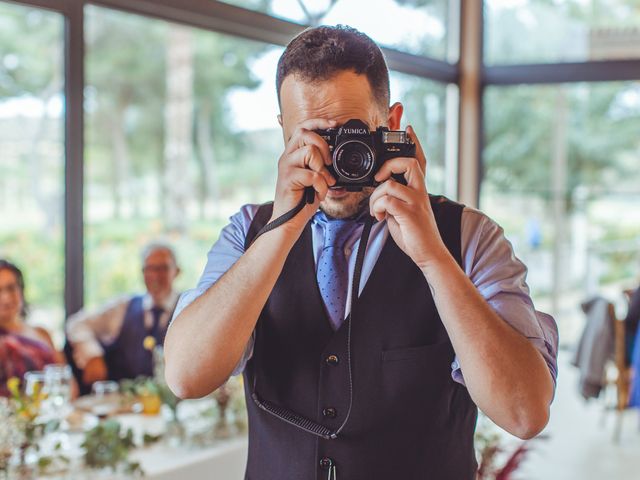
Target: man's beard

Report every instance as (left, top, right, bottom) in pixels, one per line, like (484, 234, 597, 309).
(319, 187, 374, 219)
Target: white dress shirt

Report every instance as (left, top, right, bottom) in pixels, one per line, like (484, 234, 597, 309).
(66, 291, 179, 369)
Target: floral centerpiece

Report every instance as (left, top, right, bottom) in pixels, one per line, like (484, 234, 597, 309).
(3, 377, 61, 477)
(0, 397, 21, 478)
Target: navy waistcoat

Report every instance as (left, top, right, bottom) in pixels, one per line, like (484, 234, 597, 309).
(102, 296, 170, 381)
(243, 195, 478, 480)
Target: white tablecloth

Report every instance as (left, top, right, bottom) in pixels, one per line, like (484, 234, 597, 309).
(41, 405, 249, 479)
(118, 411, 248, 479)
(133, 437, 248, 480)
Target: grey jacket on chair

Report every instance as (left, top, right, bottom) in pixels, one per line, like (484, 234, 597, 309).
(572, 296, 615, 399)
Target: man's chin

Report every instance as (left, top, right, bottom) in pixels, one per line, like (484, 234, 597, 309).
(320, 188, 372, 219)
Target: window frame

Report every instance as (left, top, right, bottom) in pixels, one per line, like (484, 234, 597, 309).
(5, 0, 639, 316)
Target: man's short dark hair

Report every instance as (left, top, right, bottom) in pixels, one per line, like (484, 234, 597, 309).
(276, 25, 390, 109)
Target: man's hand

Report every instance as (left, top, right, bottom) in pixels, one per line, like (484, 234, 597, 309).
(369, 126, 449, 269)
(82, 356, 108, 385)
(271, 118, 337, 232)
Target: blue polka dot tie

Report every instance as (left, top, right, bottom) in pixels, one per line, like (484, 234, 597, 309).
(316, 214, 357, 330)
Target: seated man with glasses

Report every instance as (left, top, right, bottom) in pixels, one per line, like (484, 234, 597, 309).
(66, 243, 180, 388)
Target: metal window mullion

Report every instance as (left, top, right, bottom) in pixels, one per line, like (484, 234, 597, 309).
(384, 49, 458, 84)
(63, 0, 84, 317)
(87, 0, 458, 83)
(484, 59, 640, 85)
(3, 0, 67, 12)
(457, 0, 483, 208)
(88, 0, 304, 46)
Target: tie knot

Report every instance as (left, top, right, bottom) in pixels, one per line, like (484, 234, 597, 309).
(151, 306, 164, 318)
(321, 219, 355, 250)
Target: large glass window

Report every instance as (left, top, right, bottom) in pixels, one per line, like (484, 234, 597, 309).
(485, 0, 640, 64)
(84, 6, 282, 307)
(390, 72, 457, 196)
(481, 81, 640, 341)
(0, 3, 65, 343)
(221, 0, 460, 61)
(84, 5, 458, 309)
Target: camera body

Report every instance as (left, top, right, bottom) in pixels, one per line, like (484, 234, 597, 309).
(314, 119, 416, 191)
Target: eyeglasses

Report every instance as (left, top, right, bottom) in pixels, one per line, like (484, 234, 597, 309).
(0, 283, 20, 295)
(142, 265, 172, 274)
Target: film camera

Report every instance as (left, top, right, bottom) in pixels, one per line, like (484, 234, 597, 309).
(314, 119, 416, 191)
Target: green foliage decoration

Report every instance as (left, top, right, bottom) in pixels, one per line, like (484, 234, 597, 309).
(81, 419, 143, 475)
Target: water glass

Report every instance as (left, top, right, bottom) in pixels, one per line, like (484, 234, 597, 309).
(43, 364, 73, 411)
(91, 381, 120, 419)
(23, 371, 46, 401)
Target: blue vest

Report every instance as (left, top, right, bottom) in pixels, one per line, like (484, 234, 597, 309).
(102, 296, 170, 381)
(243, 196, 478, 480)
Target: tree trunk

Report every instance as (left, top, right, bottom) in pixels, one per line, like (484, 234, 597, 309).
(27, 75, 63, 233)
(110, 104, 132, 220)
(196, 100, 219, 219)
(163, 25, 194, 233)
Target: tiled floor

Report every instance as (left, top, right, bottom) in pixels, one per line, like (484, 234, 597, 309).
(517, 351, 640, 480)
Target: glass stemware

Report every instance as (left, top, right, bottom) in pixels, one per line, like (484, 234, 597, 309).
(43, 364, 73, 417)
(91, 381, 120, 419)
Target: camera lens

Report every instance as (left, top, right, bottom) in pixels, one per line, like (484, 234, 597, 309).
(333, 140, 375, 181)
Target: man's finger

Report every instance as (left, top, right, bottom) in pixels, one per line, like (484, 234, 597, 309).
(406, 125, 427, 175)
(286, 129, 332, 165)
(286, 145, 336, 187)
(297, 117, 337, 132)
(374, 157, 426, 192)
(369, 180, 413, 212)
(370, 194, 408, 222)
(289, 169, 330, 200)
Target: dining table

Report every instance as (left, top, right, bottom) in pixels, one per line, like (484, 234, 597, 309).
(27, 396, 249, 479)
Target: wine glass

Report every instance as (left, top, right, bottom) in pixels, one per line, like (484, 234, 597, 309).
(91, 381, 120, 419)
(43, 364, 73, 414)
(23, 371, 46, 403)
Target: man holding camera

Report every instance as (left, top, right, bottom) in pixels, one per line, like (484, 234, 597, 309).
(165, 26, 558, 479)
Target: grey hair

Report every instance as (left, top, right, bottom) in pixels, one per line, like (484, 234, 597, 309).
(140, 242, 178, 266)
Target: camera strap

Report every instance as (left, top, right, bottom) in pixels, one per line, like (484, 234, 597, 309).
(247, 187, 375, 440)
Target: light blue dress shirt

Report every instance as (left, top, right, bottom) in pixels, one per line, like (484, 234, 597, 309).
(171, 204, 559, 387)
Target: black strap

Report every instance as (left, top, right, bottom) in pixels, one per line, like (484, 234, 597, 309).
(247, 187, 375, 440)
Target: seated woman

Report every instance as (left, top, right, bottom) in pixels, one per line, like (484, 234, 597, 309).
(0, 259, 58, 396)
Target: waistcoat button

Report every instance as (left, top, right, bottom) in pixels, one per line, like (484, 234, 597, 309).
(319, 457, 333, 470)
(325, 354, 339, 366)
(323, 407, 337, 418)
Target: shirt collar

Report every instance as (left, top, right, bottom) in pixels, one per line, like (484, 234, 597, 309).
(312, 208, 370, 227)
(142, 290, 179, 312)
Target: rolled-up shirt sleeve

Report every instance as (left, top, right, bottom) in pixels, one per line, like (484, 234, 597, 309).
(451, 208, 559, 388)
(169, 204, 259, 376)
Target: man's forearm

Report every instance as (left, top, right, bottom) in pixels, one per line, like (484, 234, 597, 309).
(164, 226, 300, 399)
(421, 252, 554, 439)
(66, 314, 106, 370)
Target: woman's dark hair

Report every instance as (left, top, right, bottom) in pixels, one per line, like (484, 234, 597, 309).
(276, 25, 390, 109)
(0, 259, 28, 318)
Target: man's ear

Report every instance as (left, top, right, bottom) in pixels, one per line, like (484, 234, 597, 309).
(388, 102, 403, 130)
(277, 114, 283, 127)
